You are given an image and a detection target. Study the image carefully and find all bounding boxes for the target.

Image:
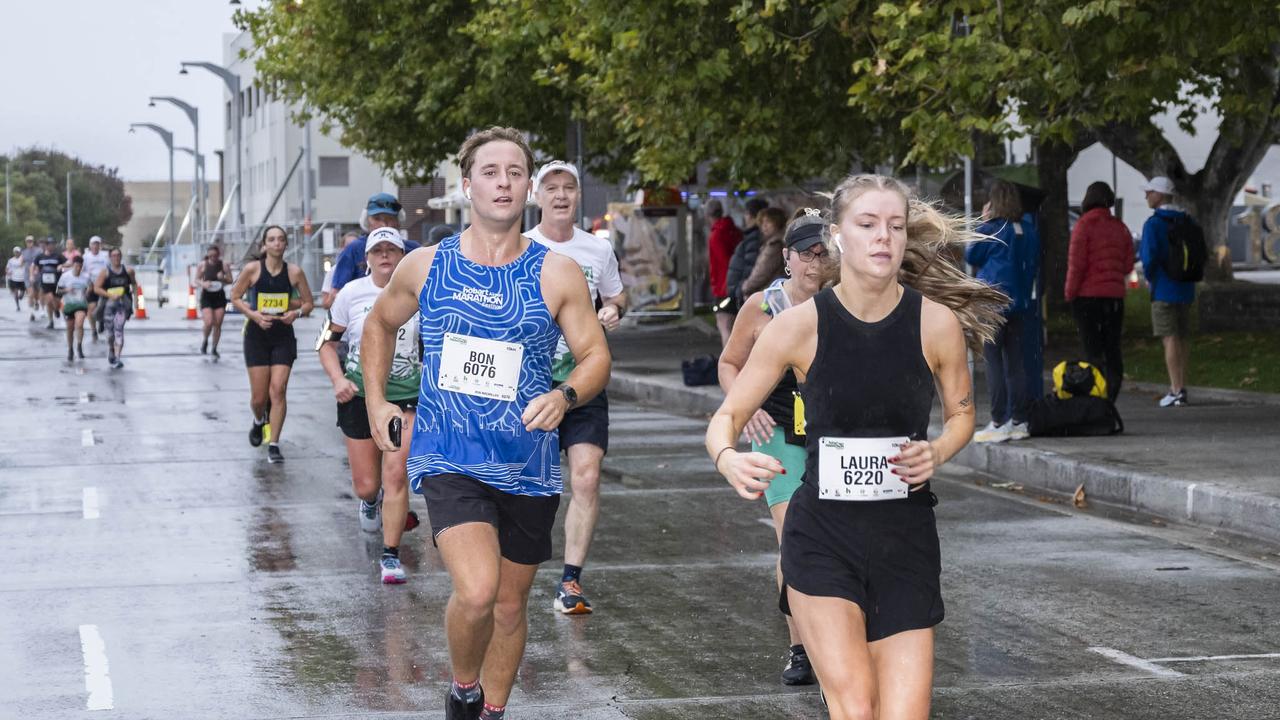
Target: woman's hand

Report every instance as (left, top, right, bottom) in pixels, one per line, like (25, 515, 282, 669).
(333, 378, 359, 404)
(715, 449, 784, 500)
(892, 440, 941, 487)
(278, 310, 298, 326)
(252, 312, 275, 331)
(741, 409, 777, 446)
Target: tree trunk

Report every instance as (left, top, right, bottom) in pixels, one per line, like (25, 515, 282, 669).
(1035, 139, 1076, 312)
(1185, 193, 1236, 281)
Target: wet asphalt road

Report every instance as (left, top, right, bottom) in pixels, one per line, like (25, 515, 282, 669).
(2, 311, 1280, 719)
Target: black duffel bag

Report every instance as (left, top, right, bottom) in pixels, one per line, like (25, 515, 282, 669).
(682, 354, 719, 387)
(1027, 394, 1124, 437)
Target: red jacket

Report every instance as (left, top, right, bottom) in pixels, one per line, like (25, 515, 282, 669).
(707, 217, 742, 299)
(1065, 207, 1135, 301)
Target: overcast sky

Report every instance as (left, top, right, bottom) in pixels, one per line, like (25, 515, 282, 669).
(1, 1, 259, 182)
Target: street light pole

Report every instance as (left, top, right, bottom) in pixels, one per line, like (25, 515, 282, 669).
(180, 61, 242, 232)
(150, 96, 203, 234)
(175, 147, 206, 241)
(130, 123, 176, 244)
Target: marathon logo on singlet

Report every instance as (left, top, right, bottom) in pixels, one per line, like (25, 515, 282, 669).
(818, 436, 910, 501)
(452, 286, 504, 309)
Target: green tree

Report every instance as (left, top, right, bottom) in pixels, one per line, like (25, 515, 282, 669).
(2, 150, 132, 246)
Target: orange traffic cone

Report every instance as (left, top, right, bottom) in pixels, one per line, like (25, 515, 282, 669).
(134, 291, 148, 320)
(186, 286, 198, 320)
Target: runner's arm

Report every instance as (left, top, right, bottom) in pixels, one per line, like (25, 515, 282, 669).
(893, 299, 974, 485)
(196, 261, 207, 289)
(596, 250, 627, 329)
(717, 292, 776, 445)
(127, 269, 138, 312)
(526, 254, 610, 431)
(705, 305, 814, 499)
(228, 262, 261, 318)
(364, 247, 434, 452)
(289, 265, 315, 317)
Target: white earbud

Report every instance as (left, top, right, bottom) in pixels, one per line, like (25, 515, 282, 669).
(832, 233, 843, 253)
(464, 187, 472, 201)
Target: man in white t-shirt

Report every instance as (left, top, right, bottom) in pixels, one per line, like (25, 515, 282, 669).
(82, 236, 110, 339)
(525, 160, 627, 616)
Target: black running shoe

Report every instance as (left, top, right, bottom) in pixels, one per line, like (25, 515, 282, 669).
(201, 339, 208, 354)
(782, 644, 815, 685)
(445, 683, 484, 720)
(267, 444, 284, 464)
(77, 343, 85, 359)
(67, 348, 74, 362)
(249, 418, 266, 447)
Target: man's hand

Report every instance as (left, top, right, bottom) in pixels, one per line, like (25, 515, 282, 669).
(522, 390, 570, 432)
(333, 378, 359, 404)
(598, 305, 621, 332)
(368, 398, 404, 453)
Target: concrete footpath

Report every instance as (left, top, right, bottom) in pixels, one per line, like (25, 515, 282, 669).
(607, 322, 1280, 546)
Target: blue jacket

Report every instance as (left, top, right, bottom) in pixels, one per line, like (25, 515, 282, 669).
(1139, 208, 1196, 304)
(330, 234, 422, 291)
(966, 218, 1040, 314)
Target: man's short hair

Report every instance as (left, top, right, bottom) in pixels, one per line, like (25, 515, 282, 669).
(458, 127, 535, 180)
(745, 198, 769, 218)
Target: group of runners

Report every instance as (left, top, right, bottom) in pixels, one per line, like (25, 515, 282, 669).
(6, 234, 137, 367)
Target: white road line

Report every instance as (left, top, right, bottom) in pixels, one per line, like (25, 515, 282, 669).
(81, 428, 94, 447)
(757, 517, 775, 529)
(1088, 646, 1183, 677)
(79, 391, 90, 403)
(78, 624, 114, 711)
(1186, 482, 1197, 518)
(82, 488, 100, 520)
(1149, 652, 1280, 663)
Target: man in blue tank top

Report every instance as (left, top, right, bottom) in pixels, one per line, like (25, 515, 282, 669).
(360, 127, 611, 720)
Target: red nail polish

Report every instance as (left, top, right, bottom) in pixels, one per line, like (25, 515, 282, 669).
(780, 469, 787, 475)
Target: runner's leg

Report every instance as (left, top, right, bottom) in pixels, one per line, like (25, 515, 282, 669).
(787, 588, 877, 720)
(479, 558, 540, 707)
(869, 629, 934, 720)
(769, 501, 802, 646)
(267, 364, 292, 442)
(437, 522, 503, 682)
(247, 366, 271, 425)
(201, 307, 214, 349)
(64, 309, 74, 353)
(73, 311, 85, 350)
(563, 442, 604, 568)
(210, 307, 226, 352)
(346, 436, 382, 503)
(380, 408, 415, 549)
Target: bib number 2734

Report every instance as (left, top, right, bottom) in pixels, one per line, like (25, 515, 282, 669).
(817, 436, 910, 501)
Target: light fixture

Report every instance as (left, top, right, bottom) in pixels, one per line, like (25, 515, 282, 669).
(148, 100, 156, 107)
(179, 67, 188, 75)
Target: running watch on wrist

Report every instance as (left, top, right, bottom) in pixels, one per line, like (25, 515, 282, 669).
(558, 384, 578, 409)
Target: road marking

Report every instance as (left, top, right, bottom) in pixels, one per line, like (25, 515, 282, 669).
(82, 488, 100, 520)
(1149, 652, 1280, 663)
(1186, 482, 1197, 518)
(757, 517, 775, 529)
(81, 429, 94, 447)
(79, 391, 90, 403)
(78, 624, 114, 711)
(1088, 646, 1183, 677)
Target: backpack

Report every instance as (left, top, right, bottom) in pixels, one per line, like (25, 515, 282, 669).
(1052, 360, 1107, 400)
(1162, 213, 1207, 283)
(681, 354, 719, 387)
(1027, 395, 1124, 437)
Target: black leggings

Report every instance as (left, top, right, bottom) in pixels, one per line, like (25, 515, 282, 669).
(1072, 298, 1124, 401)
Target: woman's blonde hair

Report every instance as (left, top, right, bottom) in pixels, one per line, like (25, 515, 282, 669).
(829, 174, 1009, 349)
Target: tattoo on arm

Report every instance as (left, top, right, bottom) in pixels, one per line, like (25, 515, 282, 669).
(958, 392, 973, 409)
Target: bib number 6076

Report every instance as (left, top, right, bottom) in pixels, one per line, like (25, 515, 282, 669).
(462, 361, 496, 378)
(845, 470, 884, 486)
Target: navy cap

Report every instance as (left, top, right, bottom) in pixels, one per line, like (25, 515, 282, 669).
(784, 222, 826, 253)
(366, 192, 402, 217)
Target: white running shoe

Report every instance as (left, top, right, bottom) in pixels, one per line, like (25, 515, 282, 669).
(358, 491, 383, 533)
(973, 421, 1011, 443)
(380, 555, 406, 584)
(1006, 421, 1030, 441)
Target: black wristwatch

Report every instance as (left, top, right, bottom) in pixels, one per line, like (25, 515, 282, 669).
(558, 384, 578, 409)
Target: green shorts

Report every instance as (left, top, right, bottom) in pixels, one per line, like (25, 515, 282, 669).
(62, 303, 87, 318)
(754, 427, 806, 507)
(1151, 301, 1191, 337)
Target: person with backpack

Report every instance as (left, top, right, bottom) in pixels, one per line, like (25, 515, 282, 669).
(1139, 176, 1201, 407)
(1065, 182, 1135, 402)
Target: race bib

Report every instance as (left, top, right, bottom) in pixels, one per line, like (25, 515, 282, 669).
(66, 286, 86, 303)
(41, 272, 55, 284)
(817, 436, 910, 501)
(437, 333, 523, 402)
(206, 281, 223, 292)
(256, 292, 289, 315)
(394, 320, 419, 361)
(107, 286, 125, 299)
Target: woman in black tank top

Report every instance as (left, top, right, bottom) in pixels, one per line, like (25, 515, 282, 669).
(93, 247, 136, 369)
(227, 226, 315, 463)
(198, 245, 233, 356)
(706, 175, 1007, 719)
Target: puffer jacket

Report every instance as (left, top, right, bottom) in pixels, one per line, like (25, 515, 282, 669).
(1065, 207, 1135, 301)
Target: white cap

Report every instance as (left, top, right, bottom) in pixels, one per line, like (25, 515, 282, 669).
(534, 160, 580, 192)
(89, 235, 102, 245)
(365, 227, 405, 253)
(1142, 176, 1176, 196)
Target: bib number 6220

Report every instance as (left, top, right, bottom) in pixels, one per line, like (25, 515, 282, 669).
(844, 470, 884, 486)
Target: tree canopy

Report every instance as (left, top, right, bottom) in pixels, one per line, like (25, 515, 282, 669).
(1, 150, 132, 248)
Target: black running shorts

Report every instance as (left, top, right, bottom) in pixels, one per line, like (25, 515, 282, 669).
(243, 325, 297, 367)
(780, 481, 944, 642)
(336, 394, 416, 440)
(557, 386, 609, 453)
(7, 280, 24, 292)
(200, 290, 228, 310)
(420, 473, 561, 566)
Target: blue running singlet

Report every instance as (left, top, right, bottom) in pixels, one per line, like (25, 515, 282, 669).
(407, 235, 563, 496)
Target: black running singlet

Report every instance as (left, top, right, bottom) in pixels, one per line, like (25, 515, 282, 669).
(201, 259, 225, 282)
(800, 286, 934, 493)
(103, 266, 132, 302)
(247, 260, 294, 338)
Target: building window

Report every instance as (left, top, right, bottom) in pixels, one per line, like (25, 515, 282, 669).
(318, 156, 349, 187)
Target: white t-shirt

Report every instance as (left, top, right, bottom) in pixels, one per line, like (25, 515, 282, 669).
(56, 271, 92, 306)
(328, 275, 421, 400)
(526, 225, 625, 381)
(321, 267, 335, 294)
(82, 249, 110, 286)
(6, 257, 25, 282)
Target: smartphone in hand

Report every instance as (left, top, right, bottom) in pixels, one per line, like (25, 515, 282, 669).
(389, 416, 403, 449)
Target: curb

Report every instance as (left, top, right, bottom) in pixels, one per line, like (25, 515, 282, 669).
(609, 370, 1280, 546)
